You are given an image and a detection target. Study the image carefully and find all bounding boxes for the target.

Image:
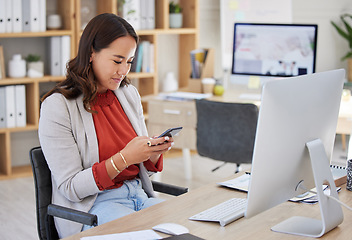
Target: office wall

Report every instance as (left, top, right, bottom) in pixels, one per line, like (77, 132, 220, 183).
(204, 0, 352, 81)
(292, 0, 352, 73)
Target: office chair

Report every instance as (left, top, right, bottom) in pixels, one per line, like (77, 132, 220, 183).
(30, 146, 188, 240)
(195, 99, 258, 173)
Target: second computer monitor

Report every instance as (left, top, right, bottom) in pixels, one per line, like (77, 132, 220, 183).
(232, 23, 318, 77)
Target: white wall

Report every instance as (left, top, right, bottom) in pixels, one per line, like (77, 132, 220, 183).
(292, 0, 352, 73)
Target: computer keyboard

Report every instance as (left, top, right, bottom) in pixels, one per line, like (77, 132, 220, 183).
(189, 198, 247, 227)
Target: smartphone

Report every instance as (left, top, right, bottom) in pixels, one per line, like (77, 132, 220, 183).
(158, 127, 183, 138)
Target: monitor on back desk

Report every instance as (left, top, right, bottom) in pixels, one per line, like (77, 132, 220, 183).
(229, 23, 318, 87)
(245, 69, 345, 238)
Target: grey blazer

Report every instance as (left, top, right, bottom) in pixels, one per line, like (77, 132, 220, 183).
(38, 85, 156, 238)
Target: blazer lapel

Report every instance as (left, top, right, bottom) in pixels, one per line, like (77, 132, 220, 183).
(76, 95, 99, 166)
(114, 88, 142, 136)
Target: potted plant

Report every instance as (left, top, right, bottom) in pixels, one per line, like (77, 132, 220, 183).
(169, 1, 182, 28)
(331, 13, 352, 82)
(25, 54, 44, 78)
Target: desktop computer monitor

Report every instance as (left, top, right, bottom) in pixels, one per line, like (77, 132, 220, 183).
(245, 69, 345, 237)
(232, 23, 318, 77)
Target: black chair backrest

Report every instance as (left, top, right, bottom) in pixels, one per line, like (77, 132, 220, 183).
(30, 147, 59, 240)
(196, 99, 258, 164)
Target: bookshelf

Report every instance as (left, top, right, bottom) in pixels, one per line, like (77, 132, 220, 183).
(0, 0, 75, 179)
(0, 0, 199, 179)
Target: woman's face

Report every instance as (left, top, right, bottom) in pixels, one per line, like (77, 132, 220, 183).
(90, 35, 137, 93)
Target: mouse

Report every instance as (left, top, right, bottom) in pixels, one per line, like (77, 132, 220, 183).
(152, 223, 189, 235)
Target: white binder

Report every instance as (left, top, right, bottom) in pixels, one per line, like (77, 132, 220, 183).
(38, 0, 46, 32)
(49, 36, 62, 76)
(146, 0, 155, 29)
(0, 87, 6, 128)
(5, 0, 12, 33)
(140, 0, 148, 29)
(22, 0, 31, 32)
(15, 85, 26, 127)
(60, 36, 71, 76)
(5, 85, 16, 128)
(12, 0, 22, 32)
(149, 43, 154, 73)
(142, 41, 150, 73)
(123, 0, 141, 30)
(0, 0, 6, 33)
(29, 0, 40, 32)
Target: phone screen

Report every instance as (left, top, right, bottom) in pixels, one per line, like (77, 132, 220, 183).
(158, 127, 183, 138)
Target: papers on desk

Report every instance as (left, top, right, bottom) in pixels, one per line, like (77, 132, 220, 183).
(218, 170, 343, 204)
(289, 185, 341, 204)
(158, 92, 212, 101)
(217, 173, 250, 192)
(80, 229, 162, 240)
(238, 93, 261, 101)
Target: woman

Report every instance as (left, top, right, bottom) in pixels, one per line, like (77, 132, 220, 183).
(39, 13, 173, 238)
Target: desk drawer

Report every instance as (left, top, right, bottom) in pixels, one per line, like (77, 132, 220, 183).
(148, 100, 196, 128)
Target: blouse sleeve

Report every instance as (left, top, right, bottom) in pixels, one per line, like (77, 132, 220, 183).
(144, 154, 163, 172)
(92, 161, 115, 190)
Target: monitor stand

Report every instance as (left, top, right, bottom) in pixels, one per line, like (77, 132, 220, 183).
(271, 139, 344, 237)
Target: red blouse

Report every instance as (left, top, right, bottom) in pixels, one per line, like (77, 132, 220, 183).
(90, 90, 163, 190)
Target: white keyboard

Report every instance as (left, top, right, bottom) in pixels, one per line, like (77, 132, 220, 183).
(189, 198, 247, 227)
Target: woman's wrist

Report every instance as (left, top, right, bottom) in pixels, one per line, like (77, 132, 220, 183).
(150, 154, 161, 165)
(107, 153, 128, 179)
(119, 151, 129, 168)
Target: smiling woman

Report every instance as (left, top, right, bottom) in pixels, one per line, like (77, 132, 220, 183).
(38, 13, 175, 239)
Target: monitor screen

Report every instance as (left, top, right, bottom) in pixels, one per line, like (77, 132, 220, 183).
(245, 69, 345, 237)
(232, 23, 318, 77)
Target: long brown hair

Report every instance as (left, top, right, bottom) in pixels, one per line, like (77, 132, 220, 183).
(41, 13, 139, 113)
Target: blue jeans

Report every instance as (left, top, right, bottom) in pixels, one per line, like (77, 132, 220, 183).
(82, 179, 164, 231)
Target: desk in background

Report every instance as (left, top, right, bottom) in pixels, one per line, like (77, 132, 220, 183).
(144, 85, 352, 179)
(64, 175, 352, 240)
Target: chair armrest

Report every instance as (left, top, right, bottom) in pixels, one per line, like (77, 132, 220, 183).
(152, 181, 188, 196)
(47, 204, 98, 227)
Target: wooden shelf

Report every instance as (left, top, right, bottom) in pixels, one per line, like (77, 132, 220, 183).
(0, 165, 33, 180)
(0, 76, 65, 85)
(0, 124, 38, 134)
(0, 30, 74, 38)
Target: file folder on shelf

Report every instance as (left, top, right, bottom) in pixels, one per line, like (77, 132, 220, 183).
(22, 0, 31, 32)
(5, 85, 16, 128)
(39, 0, 46, 32)
(123, 0, 141, 30)
(49, 36, 62, 76)
(61, 36, 71, 76)
(0, 0, 5, 33)
(0, 87, 6, 128)
(140, 0, 147, 29)
(12, 0, 22, 33)
(146, 0, 155, 29)
(29, 0, 40, 32)
(5, 0, 12, 33)
(15, 85, 26, 127)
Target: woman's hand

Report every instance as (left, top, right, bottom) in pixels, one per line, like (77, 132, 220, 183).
(119, 136, 174, 166)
